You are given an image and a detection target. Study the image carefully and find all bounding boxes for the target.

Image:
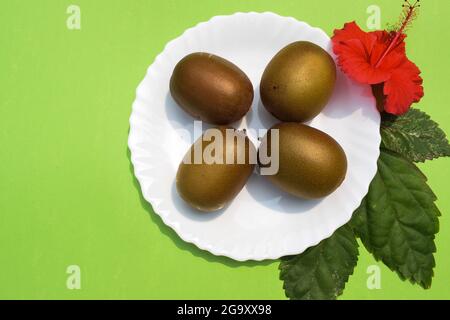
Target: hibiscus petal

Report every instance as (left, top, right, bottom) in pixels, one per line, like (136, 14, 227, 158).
(333, 21, 369, 43)
(369, 31, 406, 68)
(335, 38, 391, 84)
(383, 59, 424, 115)
(333, 22, 392, 84)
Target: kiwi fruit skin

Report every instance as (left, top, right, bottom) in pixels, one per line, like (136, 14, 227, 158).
(176, 128, 255, 212)
(259, 123, 347, 199)
(170, 53, 254, 125)
(260, 41, 336, 123)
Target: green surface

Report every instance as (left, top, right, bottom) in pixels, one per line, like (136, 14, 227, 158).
(1, 0, 449, 299)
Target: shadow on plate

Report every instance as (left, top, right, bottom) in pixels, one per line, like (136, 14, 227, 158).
(164, 92, 244, 143)
(126, 146, 273, 267)
(245, 170, 323, 214)
(170, 180, 226, 222)
(254, 94, 279, 130)
(321, 71, 376, 119)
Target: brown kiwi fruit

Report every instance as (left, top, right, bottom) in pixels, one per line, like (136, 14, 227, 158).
(170, 53, 254, 125)
(258, 123, 347, 199)
(176, 127, 255, 212)
(260, 41, 336, 122)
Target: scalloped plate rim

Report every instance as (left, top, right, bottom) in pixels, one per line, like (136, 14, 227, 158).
(128, 11, 380, 261)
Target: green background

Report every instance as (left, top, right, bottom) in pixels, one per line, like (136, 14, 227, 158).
(1, 0, 449, 299)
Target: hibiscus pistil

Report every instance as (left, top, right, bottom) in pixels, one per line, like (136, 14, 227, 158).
(375, 0, 420, 68)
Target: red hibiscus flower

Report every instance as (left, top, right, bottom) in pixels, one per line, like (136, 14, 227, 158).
(331, 1, 423, 115)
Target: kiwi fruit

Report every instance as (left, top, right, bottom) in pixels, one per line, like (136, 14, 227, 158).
(170, 53, 254, 125)
(258, 122, 347, 199)
(260, 41, 336, 122)
(176, 127, 255, 212)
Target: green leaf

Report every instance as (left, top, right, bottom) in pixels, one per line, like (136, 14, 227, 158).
(279, 225, 358, 300)
(350, 149, 440, 288)
(381, 108, 450, 162)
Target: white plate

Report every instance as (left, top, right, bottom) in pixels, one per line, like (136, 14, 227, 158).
(128, 12, 380, 261)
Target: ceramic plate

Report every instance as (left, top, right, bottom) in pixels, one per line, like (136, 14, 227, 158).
(128, 12, 380, 261)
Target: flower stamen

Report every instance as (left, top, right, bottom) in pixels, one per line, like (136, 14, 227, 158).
(375, 0, 420, 68)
